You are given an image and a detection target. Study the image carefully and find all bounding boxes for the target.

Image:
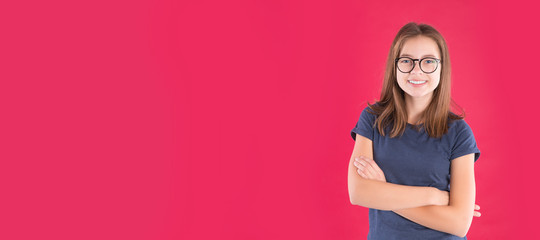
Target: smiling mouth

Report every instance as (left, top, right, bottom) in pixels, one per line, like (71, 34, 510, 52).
(408, 80, 427, 85)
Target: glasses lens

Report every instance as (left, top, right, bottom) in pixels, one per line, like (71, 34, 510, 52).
(420, 58, 438, 73)
(397, 58, 413, 72)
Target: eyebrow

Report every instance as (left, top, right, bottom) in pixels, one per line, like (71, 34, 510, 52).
(399, 54, 438, 58)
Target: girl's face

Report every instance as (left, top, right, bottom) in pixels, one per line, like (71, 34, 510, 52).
(396, 36, 441, 102)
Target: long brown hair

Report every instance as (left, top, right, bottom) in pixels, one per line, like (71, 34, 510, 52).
(367, 22, 464, 138)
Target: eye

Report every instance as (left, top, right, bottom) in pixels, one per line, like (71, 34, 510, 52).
(425, 60, 434, 64)
(401, 59, 410, 63)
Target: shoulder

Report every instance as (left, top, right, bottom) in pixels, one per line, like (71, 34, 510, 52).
(351, 103, 380, 141)
(362, 102, 381, 117)
(448, 118, 474, 136)
(447, 117, 480, 161)
(359, 103, 379, 124)
(361, 105, 375, 116)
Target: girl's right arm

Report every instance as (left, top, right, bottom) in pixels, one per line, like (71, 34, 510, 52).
(348, 133, 448, 211)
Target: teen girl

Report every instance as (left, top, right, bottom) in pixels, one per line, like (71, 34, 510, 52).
(348, 22, 481, 239)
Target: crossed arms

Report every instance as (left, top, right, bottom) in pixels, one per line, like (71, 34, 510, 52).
(348, 134, 477, 238)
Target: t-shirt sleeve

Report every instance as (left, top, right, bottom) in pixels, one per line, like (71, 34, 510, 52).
(350, 106, 376, 141)
(450, 120, 481, 162)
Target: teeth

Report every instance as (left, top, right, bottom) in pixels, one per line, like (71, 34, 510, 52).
(409, 80, 427, 84)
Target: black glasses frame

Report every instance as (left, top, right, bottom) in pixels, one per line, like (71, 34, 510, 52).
(394, 57, 441, 74)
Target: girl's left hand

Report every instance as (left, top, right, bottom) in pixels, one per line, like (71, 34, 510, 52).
(353, 156, 387, 182)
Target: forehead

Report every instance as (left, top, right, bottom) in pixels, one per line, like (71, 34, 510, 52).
(399, 36, 440, 58)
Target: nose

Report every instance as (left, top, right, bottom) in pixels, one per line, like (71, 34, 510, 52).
(410, 60, 423, 74)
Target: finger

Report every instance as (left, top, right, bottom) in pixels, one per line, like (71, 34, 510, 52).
(474, 211, 481, 217)
(475, 204, 480, 210)
(354, 160, 366, 173)
(356, 159, 370, 176)
(363, 160, 383, 180)
(357, 161, 374, 179)
(357, 164, 372, 179)
(359, 158, 379, 179)
(354, 162, 364, 174)
(357, 169, 368, 178)
(361, 156, 377, 165)
(361, 156, 384, 175)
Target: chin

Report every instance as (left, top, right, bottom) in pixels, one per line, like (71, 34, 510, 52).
(406, 91, 433, 99)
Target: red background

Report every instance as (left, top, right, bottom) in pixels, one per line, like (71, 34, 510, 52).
(1, 0, 538, 239)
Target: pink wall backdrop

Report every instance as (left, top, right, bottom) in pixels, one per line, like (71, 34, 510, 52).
(1, 0, 538, 239)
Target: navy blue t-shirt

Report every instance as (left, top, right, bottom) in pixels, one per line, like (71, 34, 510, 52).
(350, 105, 480, 240)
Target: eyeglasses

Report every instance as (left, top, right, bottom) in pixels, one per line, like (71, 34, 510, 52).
(394, 57, 441, 74)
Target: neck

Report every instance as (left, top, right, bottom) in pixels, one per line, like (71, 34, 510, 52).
(405, 93, 432, 124)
